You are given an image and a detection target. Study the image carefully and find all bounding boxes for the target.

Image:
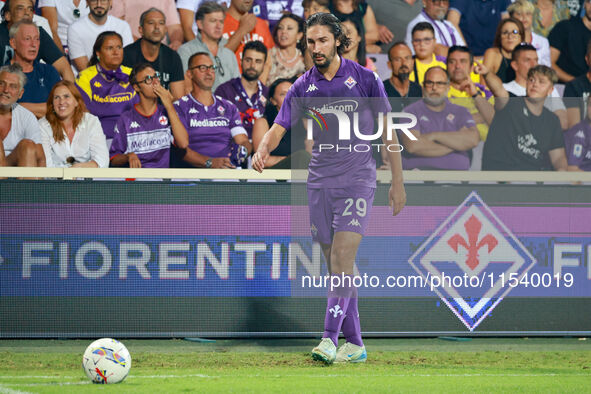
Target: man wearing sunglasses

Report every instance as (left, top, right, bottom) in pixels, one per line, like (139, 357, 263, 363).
(400, 65, 479, 170)
(171, 52, 251, 168)
(110, 63, 189, 168)
(178, 1, 239, 92)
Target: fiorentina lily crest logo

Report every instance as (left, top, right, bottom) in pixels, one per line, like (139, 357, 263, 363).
(409, 191, 537, 331)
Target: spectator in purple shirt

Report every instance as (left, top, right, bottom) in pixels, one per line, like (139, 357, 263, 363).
(401, 66, 479, 170)
(172, 52, 252, 168)
(110, 63, 189, 168)
(215, 40, 269, 139)
(565, 98, 591, 171)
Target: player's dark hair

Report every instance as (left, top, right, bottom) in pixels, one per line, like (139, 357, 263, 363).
(273, 13, 306, 54)
(89, 31, 123, 66)
(511, 42, 536, 63)
(268, 77, 296, 101)
(411, 21, 435, 37)
(242, 40, 268, 62)
(387, 41, 409, 62)
(139, 7, 166, 27)
(129, 63, 155, 85)
(305, 12, 351, 55)
(447, 45, 473, 65)
(196, 1, 226, 21)
(188, 52, 211, 69)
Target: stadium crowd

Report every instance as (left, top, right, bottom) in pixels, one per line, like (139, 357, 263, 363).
(0, 0, 590, 171)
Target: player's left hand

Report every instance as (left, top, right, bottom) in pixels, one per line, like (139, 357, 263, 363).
(389, 182, 406, 216)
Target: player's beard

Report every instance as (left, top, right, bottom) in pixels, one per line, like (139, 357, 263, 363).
(312, 47, 336, 70)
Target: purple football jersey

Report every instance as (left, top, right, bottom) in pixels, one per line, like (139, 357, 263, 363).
(274, 58, 391, 189)
(402, 100, 476, 170)
(214, 77, 268, 138)
(174, 94, 247, 158)
(564, 120, 591, 171)
(76, 65, 138, 139)
(110, 104, 174, 168)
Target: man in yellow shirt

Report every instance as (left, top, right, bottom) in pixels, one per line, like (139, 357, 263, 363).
(446, 46, 495, 139)
(446, 45, 495, 169)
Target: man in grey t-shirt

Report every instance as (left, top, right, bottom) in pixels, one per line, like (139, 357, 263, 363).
(177, 1, 239, 91)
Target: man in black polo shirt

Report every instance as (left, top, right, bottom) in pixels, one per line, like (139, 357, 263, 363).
(0, 0, 74, 82)
(123, 7, 185, 100)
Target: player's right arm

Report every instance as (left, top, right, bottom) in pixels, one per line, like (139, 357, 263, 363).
(382, 115, 406, 216)
(252, 123, 287, 172)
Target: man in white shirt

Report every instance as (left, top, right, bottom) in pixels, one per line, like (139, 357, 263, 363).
(0, 64, 45, 167)
(405, 0, 465, 57)
(67, 0, 133, 72)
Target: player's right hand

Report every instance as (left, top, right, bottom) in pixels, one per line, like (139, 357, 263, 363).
(252, 148, 269, 173)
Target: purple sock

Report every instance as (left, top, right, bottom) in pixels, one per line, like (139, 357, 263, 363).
(323, 279, 354, 347)
(341, 288, 363, 347)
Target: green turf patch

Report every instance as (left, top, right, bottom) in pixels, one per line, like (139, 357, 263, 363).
(0, 339, 589, 393)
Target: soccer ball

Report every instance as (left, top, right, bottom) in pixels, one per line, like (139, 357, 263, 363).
(82, 338, 131, 384)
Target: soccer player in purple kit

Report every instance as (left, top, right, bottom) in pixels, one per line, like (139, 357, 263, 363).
(253, 13, 407, 364)
(110, 64, 189, 168)
(172, 52, 252, 168)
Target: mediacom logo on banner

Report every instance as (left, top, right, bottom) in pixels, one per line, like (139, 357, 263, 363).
(304, 101, 418, 153)
(409, 191, 537, 331)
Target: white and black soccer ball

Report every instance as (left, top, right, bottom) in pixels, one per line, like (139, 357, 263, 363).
(82, 338, 131, 384)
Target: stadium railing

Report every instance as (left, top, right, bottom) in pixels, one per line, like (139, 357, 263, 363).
(1, 167, 591, 183)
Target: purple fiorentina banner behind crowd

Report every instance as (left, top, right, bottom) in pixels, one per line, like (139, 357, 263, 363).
(1, 188, 591, 332)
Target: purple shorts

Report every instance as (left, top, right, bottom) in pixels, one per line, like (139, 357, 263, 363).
(307, 186, 376, 244)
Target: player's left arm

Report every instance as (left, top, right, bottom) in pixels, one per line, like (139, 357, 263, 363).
(428, 126, 480, 151)
(382, 114, 406, 216)
(549, 147, 568, 171)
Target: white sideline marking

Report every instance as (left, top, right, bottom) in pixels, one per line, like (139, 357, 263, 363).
(1, 373, 589, 381)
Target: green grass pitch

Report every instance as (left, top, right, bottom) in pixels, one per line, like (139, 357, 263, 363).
(1, 338, 590, 393)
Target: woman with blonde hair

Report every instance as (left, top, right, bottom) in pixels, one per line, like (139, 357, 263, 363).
(40, 80, 109, 168)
